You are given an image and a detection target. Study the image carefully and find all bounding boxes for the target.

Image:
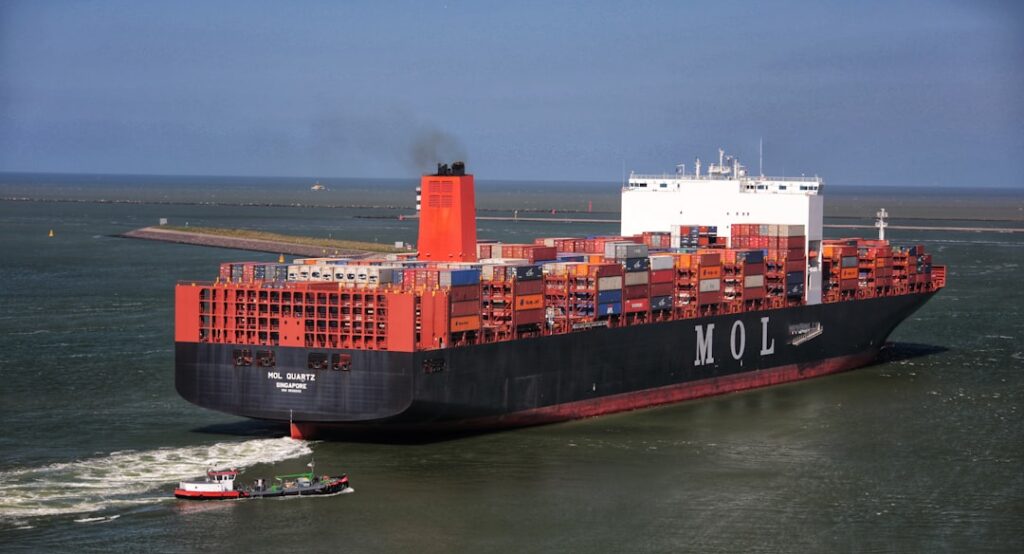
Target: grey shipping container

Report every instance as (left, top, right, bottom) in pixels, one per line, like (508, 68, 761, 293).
(699, 278, 721, 293)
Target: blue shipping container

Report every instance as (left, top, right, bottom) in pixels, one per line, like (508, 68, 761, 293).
(597, 290, 622, 304)
(651, 295, 672, 310)
(449, 268, 481, 286)
(597, 302, 622, 316)
(623, 257, 651, 272)
(786, 271, 805, 285)
(513, 265, 543, 281)
(737, 250, 766, 264)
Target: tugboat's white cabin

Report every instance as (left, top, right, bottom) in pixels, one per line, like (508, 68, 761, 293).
(621, 149, 824, 304)
(178, 469, 239, 493)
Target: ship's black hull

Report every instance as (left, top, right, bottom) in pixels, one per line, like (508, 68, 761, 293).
(176, 293, 936, 432)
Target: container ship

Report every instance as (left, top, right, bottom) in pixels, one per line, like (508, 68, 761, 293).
(174, 153, 946, 438)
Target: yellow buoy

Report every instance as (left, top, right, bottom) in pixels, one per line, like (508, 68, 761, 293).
(48, 229, 54, 237)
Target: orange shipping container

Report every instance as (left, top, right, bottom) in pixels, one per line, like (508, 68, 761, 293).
(514, 294, 544, 310)
(450, 315, 481, 332)
(840, 267, 858, 280)
(699, 266, 722, 280)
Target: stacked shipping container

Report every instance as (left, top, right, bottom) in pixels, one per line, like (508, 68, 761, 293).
(182, 230, 944, 353)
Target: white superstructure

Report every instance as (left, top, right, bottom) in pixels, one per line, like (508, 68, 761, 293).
(621, 149, 824, 304)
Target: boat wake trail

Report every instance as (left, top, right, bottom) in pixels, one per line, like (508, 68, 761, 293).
(0, 438, 312, 524)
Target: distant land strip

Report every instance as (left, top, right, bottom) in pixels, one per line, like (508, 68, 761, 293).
(119, 226, 407, 257)
(3, 196, 1024, 223)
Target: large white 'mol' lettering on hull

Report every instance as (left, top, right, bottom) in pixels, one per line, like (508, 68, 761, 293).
(694, 317, 776, 366)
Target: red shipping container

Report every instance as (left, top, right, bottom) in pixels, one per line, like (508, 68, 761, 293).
(840, 278, 858, 290)
(698, 291, 723, 305)
(624, 284, 649, 299)
(743, 262, 764, 275)
(450, 284, 480, 302)
(743, 287, 766, 300)
(514, 279, 545, 295)
(515, 308, 545, 325)
(782, 236, 806, 248)
(785, 259, 806, 272)
(624, 298, 650, 313)
(589, 263, 624, 278)
(650, 269, 674, 283)
(527, 245, 557, 262)
(699, 253, 721, 266)
(650, 282, 675, 296)
(450, 300, 480, 317)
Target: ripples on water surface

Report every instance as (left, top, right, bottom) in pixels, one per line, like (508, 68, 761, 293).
(0, 176, 1021, 552)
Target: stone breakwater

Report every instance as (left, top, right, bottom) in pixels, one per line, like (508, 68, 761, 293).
(119, 227, 384, 258)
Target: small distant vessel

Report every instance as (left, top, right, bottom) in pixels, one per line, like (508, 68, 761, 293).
(310, 181, 328, 191)
(174, 461, 350, 500)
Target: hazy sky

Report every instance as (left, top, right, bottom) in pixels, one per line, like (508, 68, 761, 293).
(1, 1, 1021, 186)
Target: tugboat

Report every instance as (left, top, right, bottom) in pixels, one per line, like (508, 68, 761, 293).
(174, 461, 350, 500)
(310, 181, 328, 191)
(174, 468, 246, 499)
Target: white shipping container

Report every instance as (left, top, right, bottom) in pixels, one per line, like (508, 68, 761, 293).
(649, 255, 675, 270)
(779, 224, 806, 237)
(699, 278, 721, 292)
(744, 274, 765, 288)
(624, 272, 649, 286)
(310, 265, 333, 282)
(597, 276, 624, 291)
(287, 264, 304, 281)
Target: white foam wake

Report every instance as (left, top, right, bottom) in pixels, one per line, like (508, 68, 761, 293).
(0, 437, 312, 521)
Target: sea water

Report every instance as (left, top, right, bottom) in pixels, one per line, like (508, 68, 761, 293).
(0, 175, 1021, 552)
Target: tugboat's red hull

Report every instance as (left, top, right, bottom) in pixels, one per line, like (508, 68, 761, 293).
(173, 489, 245, 500)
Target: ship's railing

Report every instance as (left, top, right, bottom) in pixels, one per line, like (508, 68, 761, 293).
(627, 173, 822, 183)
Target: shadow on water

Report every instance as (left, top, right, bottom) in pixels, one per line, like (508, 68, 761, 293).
(876, 341, 949, 364)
